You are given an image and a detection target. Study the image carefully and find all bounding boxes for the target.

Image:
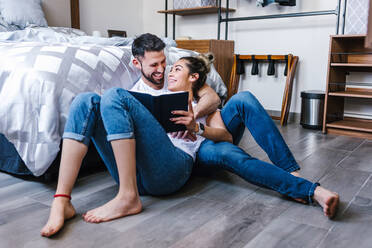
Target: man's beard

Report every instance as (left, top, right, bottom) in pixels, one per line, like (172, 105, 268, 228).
(141, 68, 164, 86)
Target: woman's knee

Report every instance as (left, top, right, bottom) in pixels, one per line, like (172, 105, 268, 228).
(230, 91, 257, 106)
(227, 91, 264, 115)
(198, 141, 238, 163)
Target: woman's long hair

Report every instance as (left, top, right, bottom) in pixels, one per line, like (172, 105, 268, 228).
(180, 53, 214, 101)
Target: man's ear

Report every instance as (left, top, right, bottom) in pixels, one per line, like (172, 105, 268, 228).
(132, 57, 142, 70)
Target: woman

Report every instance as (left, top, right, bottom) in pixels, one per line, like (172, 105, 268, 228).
(41, 53, 231, 237)
(170, 56, 339, 219)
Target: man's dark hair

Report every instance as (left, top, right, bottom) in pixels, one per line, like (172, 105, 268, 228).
(132, 33, 166, 58)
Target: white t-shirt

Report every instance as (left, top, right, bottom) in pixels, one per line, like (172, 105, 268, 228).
(130, 78, 169, 96)
(130, 78, 205, 161)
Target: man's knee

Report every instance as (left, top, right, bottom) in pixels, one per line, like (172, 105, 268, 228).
(102, 87, 133, 100)
(102, 87, 123, 102)
(101, 87, 131, 109)
(70, 92, 100, 112)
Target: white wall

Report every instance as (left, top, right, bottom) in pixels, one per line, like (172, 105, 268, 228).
(232, 0, 337, 113)
(42, 0, 71, 27)
(79, 0, 370, 116)
(143, 0, 340, 113)
(79, 0, 143, 37)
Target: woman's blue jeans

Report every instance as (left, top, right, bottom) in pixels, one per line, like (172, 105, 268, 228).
(63, 88, 193, 196)
(196, 91, 319, 203)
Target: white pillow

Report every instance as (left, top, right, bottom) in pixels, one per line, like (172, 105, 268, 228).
(0, 0, 48, 28)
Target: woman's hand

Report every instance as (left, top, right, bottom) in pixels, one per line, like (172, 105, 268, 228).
(170, 130, 197, 141)
(170, 100, 197, 134)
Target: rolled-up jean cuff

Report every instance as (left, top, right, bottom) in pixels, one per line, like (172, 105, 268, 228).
(63, 132, 90, 146)
(107, 132, 134, 142)
(286, 163, 301, 173)
(308, 182, 320, 205)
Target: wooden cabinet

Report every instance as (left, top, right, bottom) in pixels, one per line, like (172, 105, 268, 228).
(323, 35, 372, 139)
(176, 39, 234, 90)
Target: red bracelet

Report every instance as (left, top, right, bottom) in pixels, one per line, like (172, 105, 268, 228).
(54, 194, 71, 200)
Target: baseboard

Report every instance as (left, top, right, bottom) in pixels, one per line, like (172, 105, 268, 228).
(266, 110, 301, 124)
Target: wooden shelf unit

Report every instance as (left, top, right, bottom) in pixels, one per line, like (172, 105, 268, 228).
(323, 35, 372, 139)
(176, 39, 234, 95)
(157, 6, 235, 16)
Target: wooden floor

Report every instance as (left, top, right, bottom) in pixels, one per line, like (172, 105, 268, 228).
(1, 122, 372, 248)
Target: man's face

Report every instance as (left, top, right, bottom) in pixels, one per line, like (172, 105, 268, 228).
(134, 51, 166, 89)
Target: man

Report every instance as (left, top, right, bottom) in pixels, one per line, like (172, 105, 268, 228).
(130, 33, 221, 120)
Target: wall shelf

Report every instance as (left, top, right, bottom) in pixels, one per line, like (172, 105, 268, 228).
(159, 0, 345, 40)
(331, 63, 372, 67)
(157, 6, 235, 16)
(328, 91, 372, 98)
(326, 119, 372, 133)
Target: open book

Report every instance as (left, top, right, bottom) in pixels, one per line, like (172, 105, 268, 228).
(128, 91, 189, 133)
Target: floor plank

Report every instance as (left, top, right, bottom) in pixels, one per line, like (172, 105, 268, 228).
(170, 201, 287, 248)
(93, 197, 230, 248)
(243, 218, 328, 248)
(1, 121, 372, 247)
(288, 133, 338, 162)
(297, 147, 351, 182)
(193, 171, 259, 206)
(279, 167, 370, 229)
(318, 175, 372, 248)
(338, 141, 372, 173)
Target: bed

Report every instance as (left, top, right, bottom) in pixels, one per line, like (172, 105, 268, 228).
(0, 0, 227, 177)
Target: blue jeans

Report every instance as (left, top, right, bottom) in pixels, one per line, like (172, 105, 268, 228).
(63, 88, 193, 196)
(196, 91, 319, 203)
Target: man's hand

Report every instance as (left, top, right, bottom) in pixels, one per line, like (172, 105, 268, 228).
(193, 84, 220, 119)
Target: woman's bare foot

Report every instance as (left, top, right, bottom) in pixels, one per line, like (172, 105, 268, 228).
(41, 197, 76, 237)
(290, 170, 301, 178)
(313, 186, 339, 218)
(83, 193, 142, 223)
(293, 197, 307, 204)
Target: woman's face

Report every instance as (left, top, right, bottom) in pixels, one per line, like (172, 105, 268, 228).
(168, 59, 193, 92)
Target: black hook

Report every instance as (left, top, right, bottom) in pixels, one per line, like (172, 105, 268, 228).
(236, 55, 245, 75)
(284, 55, 288, 76)
(251, 55, 259, 75)
(267, 55, 275, 76)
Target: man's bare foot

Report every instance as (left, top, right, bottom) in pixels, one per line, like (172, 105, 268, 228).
(41, 197, 76, 237)
(313, 186, 339, 218)
(83, 193, 142, 223)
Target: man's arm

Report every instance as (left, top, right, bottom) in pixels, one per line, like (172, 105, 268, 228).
(194, 84, 221, 119)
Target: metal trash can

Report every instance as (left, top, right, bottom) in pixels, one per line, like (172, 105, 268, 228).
(300, 90, 325, 129)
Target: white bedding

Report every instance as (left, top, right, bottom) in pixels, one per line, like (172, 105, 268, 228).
(0, 27, 227, 176)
